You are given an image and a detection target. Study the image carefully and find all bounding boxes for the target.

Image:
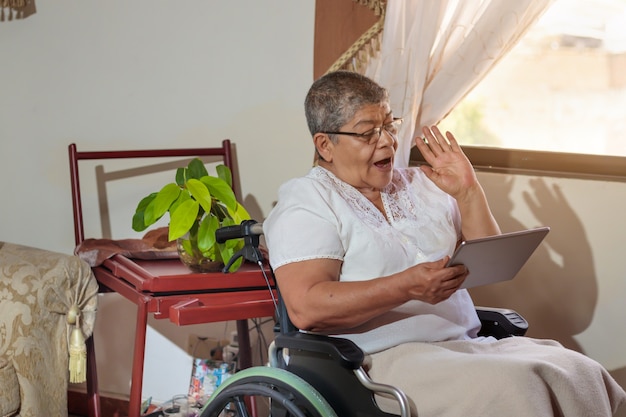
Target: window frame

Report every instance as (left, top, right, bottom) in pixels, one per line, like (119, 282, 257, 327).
(409, 146, 626, 182)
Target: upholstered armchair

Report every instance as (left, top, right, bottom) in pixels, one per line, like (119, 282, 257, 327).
(0, 242, 98, 417)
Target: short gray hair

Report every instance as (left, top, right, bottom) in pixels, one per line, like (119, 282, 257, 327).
(304, 71, 389, 138)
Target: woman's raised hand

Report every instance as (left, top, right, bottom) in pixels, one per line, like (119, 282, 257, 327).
(414, 126, 478, 199)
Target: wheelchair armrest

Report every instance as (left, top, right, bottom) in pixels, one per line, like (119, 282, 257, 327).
(274, 331, 365, 370)
(476, 306, 528, 338)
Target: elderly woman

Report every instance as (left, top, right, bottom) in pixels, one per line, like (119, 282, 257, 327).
(263, 70, 625, 416)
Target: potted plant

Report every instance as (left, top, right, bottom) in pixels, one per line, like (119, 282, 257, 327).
(131, 158, 251, 272)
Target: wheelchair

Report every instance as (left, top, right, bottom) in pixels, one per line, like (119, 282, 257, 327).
(198, 221, 529, 417)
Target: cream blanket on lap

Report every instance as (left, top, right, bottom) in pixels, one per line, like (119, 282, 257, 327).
(368, 337, 626, 417)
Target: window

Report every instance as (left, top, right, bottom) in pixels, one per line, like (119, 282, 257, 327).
(440, 0, 626, 159)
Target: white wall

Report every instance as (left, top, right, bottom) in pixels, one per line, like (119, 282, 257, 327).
(1, 0, 624, 404)
(0, 0, 315, 398)
(471, 172, 626, 386)
(0, 1, 315, 253)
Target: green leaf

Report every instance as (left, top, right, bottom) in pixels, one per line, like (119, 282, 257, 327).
(197, 215, 219, 252)
(146, 183, 181, 225)
(188, 158, 209, 180)
(216, 164, 232, 189)
(132, 193, 157, 231)
(221, 216, 236, 228)
(175, 167, 186, 186)
(229, 202, 251, 224)
(225, 256, 244, 272)
(179, 238, 194, 257)
(169, 199, 199, 241)
(135, 193, 157, 212)
(132, 211, 147, 232)
(216, 217, 245, 271)
(200, 176, 236, 211)
(186, 178, 213, 213)
(170, 191, 190, 214)
(202, 244, 217, 260)
(219, 241, 244, 272)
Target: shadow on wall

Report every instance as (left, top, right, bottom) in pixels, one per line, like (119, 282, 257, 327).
(471, 176, 596, 350)
(468, 175, 626, 400)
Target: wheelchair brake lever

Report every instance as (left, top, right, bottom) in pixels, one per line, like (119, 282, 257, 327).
(218, 220, 264, 273)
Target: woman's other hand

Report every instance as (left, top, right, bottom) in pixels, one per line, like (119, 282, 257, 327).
(404, 258, 468, 304)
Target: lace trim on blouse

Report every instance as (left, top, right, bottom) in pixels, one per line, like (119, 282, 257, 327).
(308, 166, 458, 260)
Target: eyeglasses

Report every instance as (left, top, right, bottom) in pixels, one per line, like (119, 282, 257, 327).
(321, 118, 403, 146)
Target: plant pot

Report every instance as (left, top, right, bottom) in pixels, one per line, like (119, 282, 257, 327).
(176, 237, 224, 273)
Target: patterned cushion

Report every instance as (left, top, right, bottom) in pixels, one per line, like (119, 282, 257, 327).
(0, 242, 98, 417)
(0, 357, 19, 417)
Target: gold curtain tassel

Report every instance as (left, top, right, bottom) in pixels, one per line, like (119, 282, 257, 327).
(67, 305, 87, 383)
(69, 325, 87, 383)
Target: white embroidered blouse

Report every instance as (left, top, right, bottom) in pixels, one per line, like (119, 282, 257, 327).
(263, 166, 481, 353)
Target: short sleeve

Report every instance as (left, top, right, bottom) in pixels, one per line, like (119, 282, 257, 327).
(263, 177, 344, 270)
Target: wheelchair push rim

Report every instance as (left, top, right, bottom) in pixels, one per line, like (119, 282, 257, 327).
(198, 366, 338, 417)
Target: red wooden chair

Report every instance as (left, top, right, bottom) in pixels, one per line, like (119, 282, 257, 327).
(68, 140, 234, 417)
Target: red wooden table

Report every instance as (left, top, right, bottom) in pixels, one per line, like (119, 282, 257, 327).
(88, 255, 276, 417)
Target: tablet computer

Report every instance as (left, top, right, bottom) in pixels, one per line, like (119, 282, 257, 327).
(446, 227, 550, 289)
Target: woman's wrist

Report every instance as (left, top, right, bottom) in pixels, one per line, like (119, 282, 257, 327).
(453, 181, 484, 205)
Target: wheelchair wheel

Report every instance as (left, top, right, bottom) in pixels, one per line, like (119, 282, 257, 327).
(199, 367, 337, 417)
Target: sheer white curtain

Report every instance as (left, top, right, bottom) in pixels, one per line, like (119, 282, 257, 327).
(365, 0, 554, 167)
